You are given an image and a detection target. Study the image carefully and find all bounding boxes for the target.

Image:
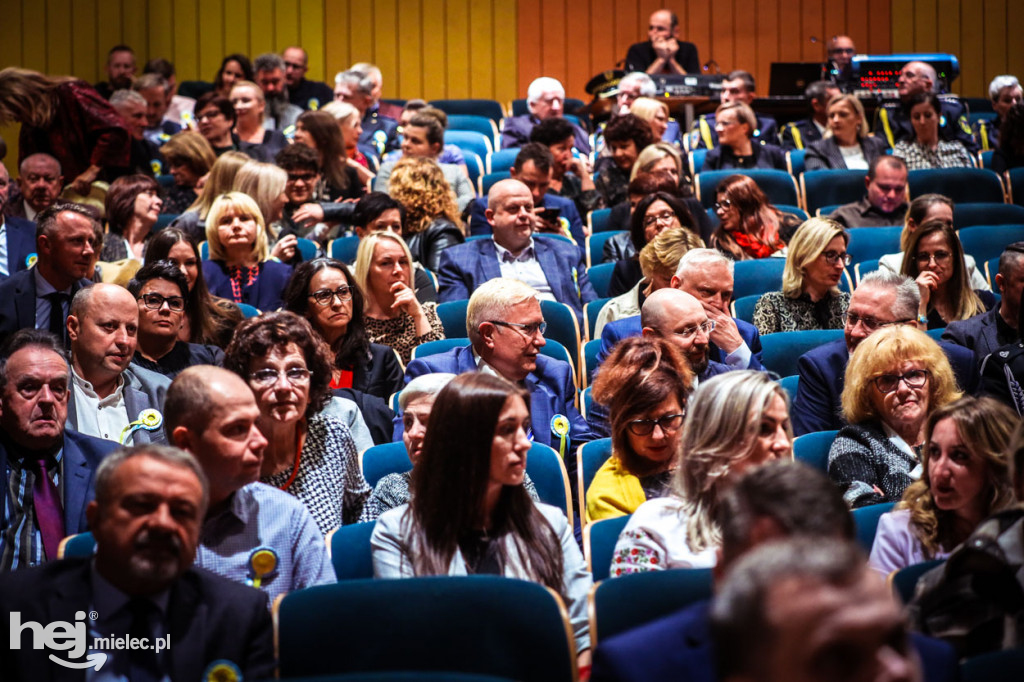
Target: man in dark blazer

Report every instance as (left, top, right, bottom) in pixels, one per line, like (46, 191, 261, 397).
(0, 445, 275, 680)
(591, 461, 958, 682)
(0, 163, 36, 280)
(440, 178, 596, 322)
(66, 284, 170, 446)
(406, 278, 591, 469)
(0, 329, 119, 569)
(793, 271, 979, 436)
(942, 242, 1023, 364)
(0, 201, 99, 344)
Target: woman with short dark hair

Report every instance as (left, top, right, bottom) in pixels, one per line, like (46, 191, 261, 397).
(101, 174, 162, 262)
(595, 113, 654, 207)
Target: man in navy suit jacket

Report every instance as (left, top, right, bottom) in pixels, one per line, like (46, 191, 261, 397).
(467, 143, 587, 245)
(591, 462, 958, 682)
(0, 164, 37, 280)
(0, 329, 119, 569)
(792, 271, 979, 436)
(439, 178, 596, 322)
(405, 278, 591, 470)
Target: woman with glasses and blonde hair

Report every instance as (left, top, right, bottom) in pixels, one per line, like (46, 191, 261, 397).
(900, 220, 996, 329)
(829, 325, 963, 508)
(610, 370, 793, 575)
(704, 102, 787, 171)
(202, 191, 294, 311)
(870, 396, 1018, 575)
(354, 231, 444, 364)
(587, 336, 694, 521)
(225, 311, 370, 534)
(752, 218, 851, 335)
(805, 94, 889, 170)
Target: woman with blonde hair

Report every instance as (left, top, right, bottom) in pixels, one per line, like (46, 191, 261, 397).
(610, 370, 793, 575)
(354, 231, 444, 363)
(168, 150, 249, 243)
(233, 160, 300, 264)
(869, 396, 1018, 575)
(229, 80, 287, 158)
(900, 220, 996, 328)
(711, 174, 795, 260)
(201, 191, 294, 311)
(629, 142, 686, 185)
(630, 97, 673, 143)
(752, 218, 851, 334)
(387, 157, 466, 271)
(704, 101, 787, 171)
(159, 131, 217, 214)
(829, 325, 963, 508)
(0, 67, 129, 194)
(806, 94, 889, 170)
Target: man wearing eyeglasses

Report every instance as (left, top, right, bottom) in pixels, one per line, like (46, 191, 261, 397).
(65, 283, 171, 446)
(826, 35, 858, 92)
(282, 46, 334, 112)
(127, 261, 223, 379)
(640, 289, 731, 388)
(791, 271, 978, 435)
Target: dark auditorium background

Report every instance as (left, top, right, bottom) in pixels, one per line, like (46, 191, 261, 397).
(1, 0, 1022, 175)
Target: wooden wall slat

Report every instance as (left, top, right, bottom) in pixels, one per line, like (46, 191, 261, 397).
(171, 0, 199, 80)
(323, 0, 348, 79)
(517, 0, 544, 95)
(982, 0, 1008, 95)
(347, 1, 373, 70)
(421, 0, 448, 101)
(148, 1, 174, 69)
(915, 0, 939, 52)
(299, 0, 325, 82)
(46, 0, 73, 77)
(867, 0, 892, 54)
(564, 0, 593, 97)
(757, 0, 780, 86)
(0, 0, 24, 75)
(372, 0, 399, 102)
(890, 0, 914, 52)
(197, 0, 225, 83)
(121, 0, 148, 63)
(396, 0, 423, 100)
(70, 0, 98, 83)
(467, 0, 494, 98)
(588, 0, 616, 77)
(274, 0, 301, 52)
(955, 1, 984, 97)
(734, 0, 758, 81)
(1008, 0, 1024, 84)
(21, 0, 48, 72)
(247, 1, 274, 58)
(445, 0, 470, 98)
(540, 0, 568, 85)
(491, 0, 518, 107)
(687, 0, 712, 72)
(222, 0, 250, 58)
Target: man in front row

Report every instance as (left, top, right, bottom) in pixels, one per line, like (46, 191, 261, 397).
(440, 178, 596, 323)
(0, 330, 119, 570)
(791, 270, 977, 436)
(0, 445, 275, 679)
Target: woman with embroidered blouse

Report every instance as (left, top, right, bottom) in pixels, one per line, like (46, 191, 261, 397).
(201, 192, 294, 312)
(354, 231, 444, 364)
(225, 311, 370, 535)
(892, 92, 974, 170)
(869, 396, 1016, 576)
(828, 325, 963, 509)
(752, 218, 851, 335)
(371, 372, 593, 665)
(610, 371, 793, 576)
(586, 336, 693, 522)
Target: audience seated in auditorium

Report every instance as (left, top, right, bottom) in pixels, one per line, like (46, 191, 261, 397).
(282, 46, 334, 111)
(828, 35, 859, 92)
(128, 261, 224, 378)
(630, 96, 678, 145)
(870, 396, 1016, 576)
(193, 93, 248, 158)
(388, 157, 465, 271)
(587, 335, 693, 521)
(319, 99, 377, 187)
(828, 155, 909, 228)
(874, 60, 977, 153)
(611, 370, 791, 574)
(355, 231, 444, 364)
(0, 329, 119, 570)
(501, 76, 591, 153)
(93, 44, 136, 100)
(143, 57, 196, 129)
(943, 242, 1022, 362)
(335, 67, 398, 159)
(690, 70, 778, 150)
(980, 300, 1024, 415)
(224, 311, 370, 534)
(109, 89, 162, 178)
(0, 164, 35, 281)
(371, 372, 593, 665)
(293, 109, 365, 202)
(623, 9, 699, 75)
(166, 366, 336, 603)
(253, 53, 302, 133)
(710, 174, 792, 259)
(133, 72, 182, 146)
(404, 277, 591, 464)
(159, 131, 216, 215)
(792, 271, 978, 436)
(780, 80, 839, 151)
(752, 218, 851, 335)
(0, 445, 277, 679)
(529, 116, 603, 218)
(805, 94, 890, 170)
(703, 102, 787, 171)
(613, 72, 657, 117)
(0, 201, 100, 342)
(442, 178, 595, 320)
(231, 160, 299, 264)
(208, 53, 253, 100)
(828, 325, 962, 508)
(892, 93, 975, 170)
(3, 153, 62, 222)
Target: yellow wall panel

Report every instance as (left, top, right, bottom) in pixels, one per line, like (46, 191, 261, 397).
(445, 0, 471, 98)
(275, 0, 301, 51)
(467, 0, 494, 98)
(121, 1, 149, 62)
(323, 0, 350, 78)
(197, 0, 226, 82)
(373, 0, 399, 99)
(248, 1, 275, 57)
(299, 0, 326, 82)
(70, 0, 99, 83)
(421, 0, 449, 101)
(21, 0, 48, 72)
(148, 1, 175, 67)
(45, 0, 73, 77)
(223, 0, 251, 57)
(172, 0, 200, 80)
(396, 0, 424, 99)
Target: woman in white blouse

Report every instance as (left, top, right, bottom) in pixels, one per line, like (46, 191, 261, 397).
(805, 94, 890, 171)
(609, 371, 793, 577)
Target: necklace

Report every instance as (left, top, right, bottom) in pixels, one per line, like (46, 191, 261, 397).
(277, 423, 307, 490)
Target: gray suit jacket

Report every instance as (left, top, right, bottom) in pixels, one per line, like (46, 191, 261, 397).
(67, 363, 171, 445)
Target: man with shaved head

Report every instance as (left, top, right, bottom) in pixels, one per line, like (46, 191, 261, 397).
(641, 288, 733, 386)
(874, 59, 977, 152)
(283, 46, 333, 111)
(166, 366, 335, 602)
(66, 283, 170, 445)
(438, 178, 596, 320)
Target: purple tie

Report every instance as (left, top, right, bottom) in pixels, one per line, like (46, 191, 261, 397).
(32, 457, 65, 560)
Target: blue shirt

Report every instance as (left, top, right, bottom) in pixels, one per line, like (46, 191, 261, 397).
(195, 482, 336, 607)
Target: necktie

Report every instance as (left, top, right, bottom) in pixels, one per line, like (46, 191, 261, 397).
(45, 292, 68, 346)
(31, 456, 65, 560)
(128, 598, 164, 682)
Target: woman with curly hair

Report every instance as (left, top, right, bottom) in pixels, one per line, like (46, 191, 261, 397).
(101, 174, 163, 262)
(0, 67, 129, 194)
(224, 310, 370, 533)
(610, 370, 793, 575)
(901, 220, 996, 329)
(711, 174, 796, 260)
(869, 396, 1017, 575)
(387, 157, 465, 271)
(595, 113, 655, 207)
(293, 109, 363, 201)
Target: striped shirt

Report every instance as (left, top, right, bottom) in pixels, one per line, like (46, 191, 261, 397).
(1, 445, 63, 571)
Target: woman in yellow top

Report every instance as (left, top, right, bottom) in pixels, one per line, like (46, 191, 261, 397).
(586, 336, 693, 521)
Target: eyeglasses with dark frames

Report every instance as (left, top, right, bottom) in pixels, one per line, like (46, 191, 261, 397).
(309, 286, 352, 306)
(138, 293, 185, 312)
(627, 412, 686, 436)
(488, 320, 547, 337)
(872, 369, 930, 394)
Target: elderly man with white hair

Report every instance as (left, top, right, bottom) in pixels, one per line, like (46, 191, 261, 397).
(975, 74, 1021, 151)
(501, 76, 591, 153)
